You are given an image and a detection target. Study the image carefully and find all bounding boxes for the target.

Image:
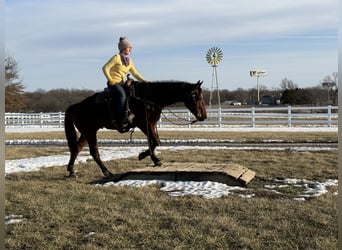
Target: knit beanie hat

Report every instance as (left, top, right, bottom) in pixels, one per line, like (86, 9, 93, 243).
(118, 37, 132, 51)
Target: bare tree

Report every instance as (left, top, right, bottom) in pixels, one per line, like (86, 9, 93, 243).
(322, 72, 338, 84)
(5, 54, 25, 112)
(321, 72, 338, 105)
(280, 78, 298, 90)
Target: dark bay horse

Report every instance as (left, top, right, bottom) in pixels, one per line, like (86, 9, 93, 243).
(64, 80, 207, 177)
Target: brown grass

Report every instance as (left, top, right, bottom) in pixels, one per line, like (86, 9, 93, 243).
(5, 130, 338, 142)
(5, 131, 338, 249)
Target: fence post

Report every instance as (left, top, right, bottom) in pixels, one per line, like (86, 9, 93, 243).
(251, 107, 255, 127)
(327, 105, 332, 127)
(158, 115, 162, 128)
(218, 107, 222, 128)
(40, 112, 43, 128)
(59, 112, 62, 128)
(187, 110, 191, 128)
(20, 113, 24, 128)
(287, 106, 292, 127)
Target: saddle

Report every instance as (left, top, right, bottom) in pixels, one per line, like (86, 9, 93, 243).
(94, 77, 136, 132)
(94, 88, 111, 104)
(95, 78, 135, 104)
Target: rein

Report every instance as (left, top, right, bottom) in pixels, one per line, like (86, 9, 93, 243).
(162, 108, 198, 126)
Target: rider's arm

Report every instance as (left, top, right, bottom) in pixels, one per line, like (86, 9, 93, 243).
(102, 55, 120, 84)
(129, 60, 148, 83)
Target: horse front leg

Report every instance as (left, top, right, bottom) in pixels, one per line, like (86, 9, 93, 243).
(138, 139, 161, 166)
(138, 122, 162, 166)
(150, 140, 162, 166)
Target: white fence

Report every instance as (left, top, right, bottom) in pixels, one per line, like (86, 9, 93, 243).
(5, 106, 338, 129)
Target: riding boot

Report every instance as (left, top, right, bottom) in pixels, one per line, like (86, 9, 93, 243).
(120, 111, 130, 131)
(121, 119, 129, 130)
(123, 110, 130, 124)
(111, 119, 128, 133)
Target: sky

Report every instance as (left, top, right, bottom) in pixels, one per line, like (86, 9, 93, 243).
(5, 0, 338, 92)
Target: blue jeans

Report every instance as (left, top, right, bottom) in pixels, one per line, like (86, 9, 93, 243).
(107, 83, 126, 122)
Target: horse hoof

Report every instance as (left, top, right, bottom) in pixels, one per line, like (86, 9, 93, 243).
(138, 152, 146, 161)
(104, 171, 113, 177)
(68, 172, 78, 178)
(154, 161, 162, 167)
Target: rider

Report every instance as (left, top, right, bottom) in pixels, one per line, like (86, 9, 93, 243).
(102, 36, 148, 131)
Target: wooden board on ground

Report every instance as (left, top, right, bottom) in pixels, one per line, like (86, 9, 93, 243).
(111, 162, 255, 186)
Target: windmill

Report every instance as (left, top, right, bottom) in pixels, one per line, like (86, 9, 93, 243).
(206, 47, 223, 108)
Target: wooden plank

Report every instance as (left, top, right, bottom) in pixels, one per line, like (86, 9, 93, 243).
(109, 162, 256, 186)
(239, 170, 256, 185)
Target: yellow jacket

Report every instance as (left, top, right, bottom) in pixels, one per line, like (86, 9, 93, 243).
(102, 54, 147, 85)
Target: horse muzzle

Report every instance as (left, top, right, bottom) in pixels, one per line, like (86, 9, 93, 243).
(196, 114, 207, 121)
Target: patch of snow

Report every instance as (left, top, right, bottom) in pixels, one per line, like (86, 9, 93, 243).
(6, 145, 336, 175)
(83, 232, 96, 238)
(238, 193, 255, 198)
(6, 139, 67, 145)
(264, 178, 338, 200)
(293, 198, 306, 202)
(5, 215, 25, 225)
(262, 139, 287, 143)
(5, 147, 145, 174)
(101, 178, 338, 200)
(5, 126, 338, 133)
(99, 180, 246, 199)
(5, 138, 338, 200)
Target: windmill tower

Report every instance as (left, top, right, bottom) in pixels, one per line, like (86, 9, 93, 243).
(206, 47, 223, 108)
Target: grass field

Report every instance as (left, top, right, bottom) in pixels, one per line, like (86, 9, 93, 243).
(5, 131, 338, 249)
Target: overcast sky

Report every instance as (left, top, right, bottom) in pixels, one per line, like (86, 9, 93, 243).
(5, 0, 337, 91)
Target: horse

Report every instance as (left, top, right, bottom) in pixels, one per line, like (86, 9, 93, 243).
(64, 80, 207, 178)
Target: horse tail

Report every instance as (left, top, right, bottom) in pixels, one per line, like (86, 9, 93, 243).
(64, 104, 78, 150)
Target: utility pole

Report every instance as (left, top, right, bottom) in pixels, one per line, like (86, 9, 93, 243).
(250, 70, 267, 104)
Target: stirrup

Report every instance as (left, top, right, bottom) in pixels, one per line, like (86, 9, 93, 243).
(112, 119, 129, 133)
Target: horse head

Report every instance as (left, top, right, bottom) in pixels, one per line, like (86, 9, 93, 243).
(185, 80, 207, 122)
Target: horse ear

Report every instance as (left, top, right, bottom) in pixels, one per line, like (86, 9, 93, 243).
(196, 80, 203, 87)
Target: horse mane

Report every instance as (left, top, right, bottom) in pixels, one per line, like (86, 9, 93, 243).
(147, 80, 194, 87)
(138, 80, 195, 92)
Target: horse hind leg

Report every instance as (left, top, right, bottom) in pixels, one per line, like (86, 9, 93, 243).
(87, 134, 113, 177)
(67, 134, 87, 178)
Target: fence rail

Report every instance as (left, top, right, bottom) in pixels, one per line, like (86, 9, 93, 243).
(5, 106, 338, 129)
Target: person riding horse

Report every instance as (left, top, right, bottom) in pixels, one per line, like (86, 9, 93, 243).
(102, 37, 148, 131)
(65, 79, 207, 178)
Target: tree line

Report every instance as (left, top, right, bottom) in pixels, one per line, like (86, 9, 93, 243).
(9, 84, 337, 113)
(5, 55, 338, 113)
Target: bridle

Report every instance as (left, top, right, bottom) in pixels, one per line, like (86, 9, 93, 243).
(162, 108, 199, 125)
(161, 90, 202, 125)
